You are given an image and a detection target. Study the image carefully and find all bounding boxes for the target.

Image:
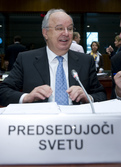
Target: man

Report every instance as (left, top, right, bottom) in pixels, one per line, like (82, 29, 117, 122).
(4, 35, 26, 71)
(111, 15, 121, 99)
(106, 35, 121, 59)
(70, 32, 84, 53)
(0, 9, 106, 106)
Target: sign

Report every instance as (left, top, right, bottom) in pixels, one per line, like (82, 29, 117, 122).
(0, 113, 121, 164)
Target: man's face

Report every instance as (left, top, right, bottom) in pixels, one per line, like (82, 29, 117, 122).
(114, 39, 121, 48)
(42, 12, 73, 55)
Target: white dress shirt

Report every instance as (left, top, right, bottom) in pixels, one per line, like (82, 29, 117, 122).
(20, 46, 72, 104)
(47, 46, 72, 104)
(70, 40, 84, 53)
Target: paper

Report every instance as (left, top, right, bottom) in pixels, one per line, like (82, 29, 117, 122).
(0, 107, 6, 114)
(3, 102, 60, 115)
(97, 72, 107, 76)
(94, 99, 121, 114)
(1, 99, 121, 115)
(59, 99, 121, 115)
(59, 103, 92, 114)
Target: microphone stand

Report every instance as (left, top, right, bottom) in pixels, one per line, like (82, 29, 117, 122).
(71, 70, 95, 114)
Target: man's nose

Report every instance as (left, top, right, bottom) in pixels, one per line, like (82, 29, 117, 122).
(63, 28, 69, 35)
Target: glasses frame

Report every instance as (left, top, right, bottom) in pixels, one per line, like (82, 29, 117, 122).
(45, 25, 76, 34)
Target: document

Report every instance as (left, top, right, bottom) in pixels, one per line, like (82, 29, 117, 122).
(1, 99, 121, 115)
(3, 102, 60, 115)
(59, 103, 92, 114)
(93, 99, 121, 114)
(97, 72, 107, 76)
(59, 99, 121, 115)
(0, 107, 5, 114)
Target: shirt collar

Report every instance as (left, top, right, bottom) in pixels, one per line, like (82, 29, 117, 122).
(14, 41, 20, 44)
(46, 46, 68, 63)
(72, 40, 77, 44)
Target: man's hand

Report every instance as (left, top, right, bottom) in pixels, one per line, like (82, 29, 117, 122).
(114, 71, 121, 98)
(67, 86, 89, 103)
(106, 45, 114, 55)
(23, 85, 52, 103)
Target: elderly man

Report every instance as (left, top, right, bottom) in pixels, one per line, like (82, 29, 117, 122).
(0, 9, 106, 106)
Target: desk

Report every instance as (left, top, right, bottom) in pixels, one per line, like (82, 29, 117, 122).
(98, 75, 112, 100)
(0, 164, 121, 167)
(1, 102, 121, 166)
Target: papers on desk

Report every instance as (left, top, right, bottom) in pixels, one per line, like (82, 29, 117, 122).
(59, 103, 91, 114)
(97, 72, 107, 76)
(2, 102, 60, 115)
(1, 99, 121, 115)
(60, 99, 121, 115)
(94, 99, 121, 114)
(0, 107, 5, 114)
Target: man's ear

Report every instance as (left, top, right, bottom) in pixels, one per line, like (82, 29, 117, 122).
(42, 28, 48, 40)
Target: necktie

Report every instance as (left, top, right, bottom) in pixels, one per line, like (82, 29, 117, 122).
(55, 56, 69, 105)
(93, 54, 97, 61)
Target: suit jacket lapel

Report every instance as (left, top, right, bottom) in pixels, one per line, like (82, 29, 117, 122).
(33, 47, 50, 85)
(68, 50, 81, 87)
(33, 48, 81, 88)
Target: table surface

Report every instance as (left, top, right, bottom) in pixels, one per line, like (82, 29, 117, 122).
(98, 75, 112, 80)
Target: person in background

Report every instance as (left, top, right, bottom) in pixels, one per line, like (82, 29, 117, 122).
(106, 35, 121, 59)
(4, 35, 26, 71)
(111, 15, 121, 99)
(89, 41, 104, 73)
(0, 9, 106, 107)
(70, 32, 84, 53)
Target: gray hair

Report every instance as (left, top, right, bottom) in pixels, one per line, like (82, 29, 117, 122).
(42, 9, 73, 29)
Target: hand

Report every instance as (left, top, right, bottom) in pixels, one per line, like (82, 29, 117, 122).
(23, 85, 53, 103)
(114, 71, 121, 97)
(66, 86, 89, 103)
(108, 45, 114, 52)
(106, 45, 114, 55)
(106, 47, 111, 55)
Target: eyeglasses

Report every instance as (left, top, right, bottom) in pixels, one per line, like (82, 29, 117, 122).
(46, 25, 76, 34)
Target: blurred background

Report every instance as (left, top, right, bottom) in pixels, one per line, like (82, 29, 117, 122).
(0, 0, 121, 71)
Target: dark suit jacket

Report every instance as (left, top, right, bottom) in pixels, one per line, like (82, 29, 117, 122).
(4, 43, 26, 70)
(111, 51, 121, 98)
(110, 47, 121, 59)
(0, 47, 106, 106)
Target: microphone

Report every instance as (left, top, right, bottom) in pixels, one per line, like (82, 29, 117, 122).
(71, 69, 95, 114)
